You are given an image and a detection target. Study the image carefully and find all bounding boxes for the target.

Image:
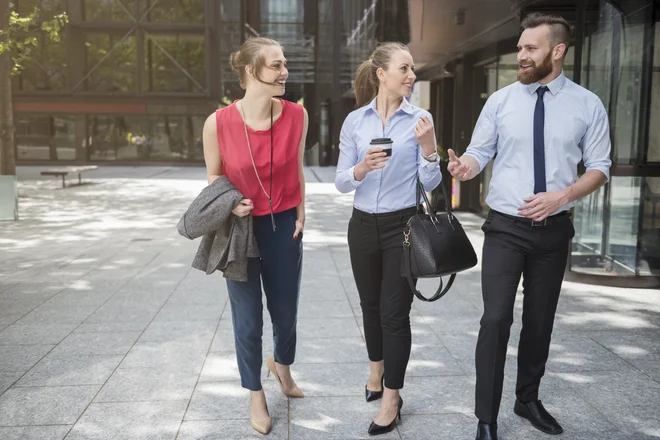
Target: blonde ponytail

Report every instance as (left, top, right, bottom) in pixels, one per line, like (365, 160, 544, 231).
(354, 59, 378, 108)
(353, 42, 410, 108)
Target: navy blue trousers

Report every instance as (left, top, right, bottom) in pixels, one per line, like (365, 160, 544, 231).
(226, 208, 303, 391)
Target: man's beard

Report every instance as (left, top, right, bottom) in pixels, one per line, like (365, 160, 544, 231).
(517, 51, 553, 85)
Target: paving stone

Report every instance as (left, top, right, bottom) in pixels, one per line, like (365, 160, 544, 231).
(0, 345, 54, 372)
(138, 320, 217, 349)
(297, 317, 362, 339)
(290, 362, 368, 397)
(96, 368, 199, 402)
(402, 376, 475, 415)
(185, 381, 288, 421)
(587, 330, 660, 359)
(0, 426, 72, 440)
(177, 419, 288, 440)
(0, 324, 78, 346)
(154, 303, 223, 321)
(14, 305, 98, 325)
(65, 400, 188, 440)
(398, 414, 477, 440)
(75, 321, 151, 333)
(546, 334, 634, 372)
(14, 353, 123, 387)
(119, 341, 207, 371)
(295, 337, 368, 364)
(0, 371, 23, 394)
(0, 385, 99, 425)
(289, 396, 401, 439)
(49, 331, 141, 356)
(297, 300, 355, 318)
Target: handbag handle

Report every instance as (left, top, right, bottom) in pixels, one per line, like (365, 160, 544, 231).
(403, 254, 457, 302)
(416, 178, 453, 218)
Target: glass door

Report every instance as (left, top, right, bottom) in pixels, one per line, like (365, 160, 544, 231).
(570, 0, 659, 279)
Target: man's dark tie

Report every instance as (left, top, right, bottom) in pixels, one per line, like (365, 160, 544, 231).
(534, 86, 549, 194)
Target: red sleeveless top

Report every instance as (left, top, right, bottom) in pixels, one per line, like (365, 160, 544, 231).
(216, 99, 303, 216)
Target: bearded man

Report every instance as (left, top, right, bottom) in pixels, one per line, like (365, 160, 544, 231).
(446, 13, 612, 440)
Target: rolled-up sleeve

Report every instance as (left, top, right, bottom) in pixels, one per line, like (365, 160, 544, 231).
(581, 101, 612, 181)
(417, 112, 442, 192)
(334, 114, 364, 193)
(463, 96, 498, 171)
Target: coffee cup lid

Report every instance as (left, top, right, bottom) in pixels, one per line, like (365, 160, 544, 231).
(370, 138, 393, 145)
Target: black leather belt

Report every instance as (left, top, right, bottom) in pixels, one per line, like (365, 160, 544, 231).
(491, 210, 571, 227)
(352, 206, 418, 226)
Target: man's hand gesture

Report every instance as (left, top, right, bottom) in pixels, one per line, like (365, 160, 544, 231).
(447, 149, 473, 181)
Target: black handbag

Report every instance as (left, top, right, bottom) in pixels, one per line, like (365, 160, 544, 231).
(401, 179, 478, 302)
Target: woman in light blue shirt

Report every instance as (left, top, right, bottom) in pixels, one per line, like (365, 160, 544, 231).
(335, 42, 442, 436)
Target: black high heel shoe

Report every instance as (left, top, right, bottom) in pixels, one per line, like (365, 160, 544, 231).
(365, 376, 384, 402)
(367, 396, 403, 436)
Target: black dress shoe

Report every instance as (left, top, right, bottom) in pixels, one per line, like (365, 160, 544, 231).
(475, 421, 498, 440)
(367, 397, 403, 436)
(514, 399, 563, 435)
(365, 376, 384, 402)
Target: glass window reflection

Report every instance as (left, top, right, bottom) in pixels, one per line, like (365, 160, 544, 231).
(84, 33, 138, 92)
(139, 0, 205, 23)
(143, 34, 206, 93)
(648, 16, 660, 163)
(87, 115, 206, 161)
(15, 115, 76, 161)
(83, 0, 137, 22)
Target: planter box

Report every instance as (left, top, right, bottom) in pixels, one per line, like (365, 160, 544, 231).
(0, 175, 18, 221)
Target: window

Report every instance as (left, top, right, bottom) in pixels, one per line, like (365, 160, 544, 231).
(570, 0, 659, 278)
(261, 0, 303, 23)
(611, 8, 647, 164)
(15, 115, 76, 161)
(14, 34, 67, 91)
(16, 0, 65, 17)
(139, 0, 205, 23)
(84, 33, 138, 92)
(219, 0, 240, 21)
(648, 14, 660, 163)
(498, 53, 518, 89)
(83, 0, 137, 22)
(87, 114, 206, 161)
(143, 33, 206, 93)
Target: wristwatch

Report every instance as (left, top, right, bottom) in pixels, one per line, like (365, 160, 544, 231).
(422, 152, 439, 162)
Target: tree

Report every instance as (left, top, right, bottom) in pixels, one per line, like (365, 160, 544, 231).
(0, 2, 66, 176)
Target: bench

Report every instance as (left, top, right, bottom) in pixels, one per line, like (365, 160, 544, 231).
(41, 166, 99, 188)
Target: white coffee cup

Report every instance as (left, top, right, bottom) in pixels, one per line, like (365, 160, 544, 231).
(370, 138, 393, 168)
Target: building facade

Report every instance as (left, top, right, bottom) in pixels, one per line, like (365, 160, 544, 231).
(414, 0, 659, 287)
(11, 0, 407, 166)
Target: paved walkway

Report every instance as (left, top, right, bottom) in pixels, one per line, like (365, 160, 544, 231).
(0, 166, 658, 440)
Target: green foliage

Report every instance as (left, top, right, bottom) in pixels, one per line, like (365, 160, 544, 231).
(0, 6, 68, 76)
(437, 143, 449, 162)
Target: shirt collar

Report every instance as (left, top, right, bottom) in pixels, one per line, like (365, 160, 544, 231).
(367, 96, 414, 115)
(526, 71, 567, 96)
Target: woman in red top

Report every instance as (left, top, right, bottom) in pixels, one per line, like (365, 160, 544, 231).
(202, 37, 308, 435)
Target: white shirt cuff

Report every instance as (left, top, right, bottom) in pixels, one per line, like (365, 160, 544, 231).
(419, 152, 440, 170)
(349, 165, 364, 188)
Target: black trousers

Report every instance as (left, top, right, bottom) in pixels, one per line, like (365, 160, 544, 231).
(475, 210, 575, 424)
(348, 206, 417, 390)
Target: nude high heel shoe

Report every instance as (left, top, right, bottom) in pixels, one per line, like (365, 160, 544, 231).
(266, 356, 304, 398)
(250, 394, 272, 435)
(250, 416, 272, 435)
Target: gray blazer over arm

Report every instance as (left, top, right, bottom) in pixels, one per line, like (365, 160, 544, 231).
(177, 176, 259, 282)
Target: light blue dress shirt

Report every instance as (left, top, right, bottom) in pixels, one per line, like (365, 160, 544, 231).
(464, 72, 612, 217)
(335, 97, 442, 214)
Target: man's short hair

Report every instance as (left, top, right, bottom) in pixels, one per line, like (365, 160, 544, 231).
(521, 13, 573, 57)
